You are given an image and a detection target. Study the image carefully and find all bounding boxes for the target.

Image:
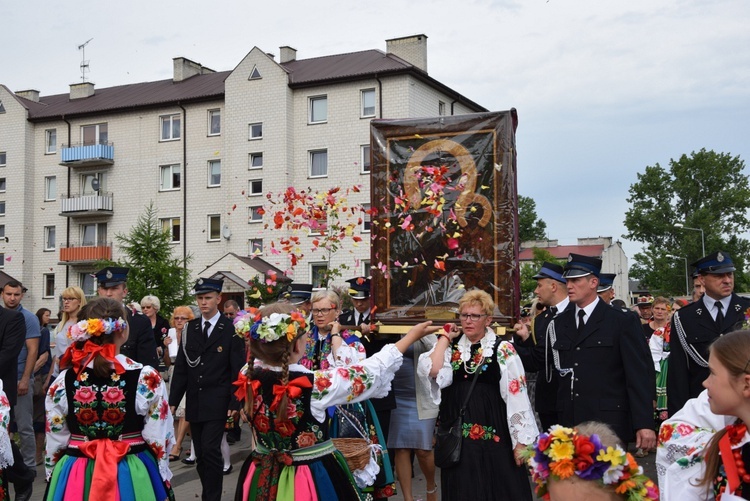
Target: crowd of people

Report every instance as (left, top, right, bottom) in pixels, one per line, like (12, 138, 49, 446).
(0, 248, 749, 500)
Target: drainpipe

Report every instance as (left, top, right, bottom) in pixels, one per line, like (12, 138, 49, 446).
(450, 99, 458, 116)
(178, 103, 187, 271)
(376, 76, 383, 118)
(63, 117, 72, 287)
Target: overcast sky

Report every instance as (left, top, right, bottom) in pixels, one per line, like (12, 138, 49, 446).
(2, 0, 749, 263)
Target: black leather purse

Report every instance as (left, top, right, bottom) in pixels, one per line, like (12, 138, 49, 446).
(434, 368, 481, 469)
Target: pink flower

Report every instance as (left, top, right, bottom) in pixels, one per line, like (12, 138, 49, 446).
(508, 379, 520, 395)
(337, 368, 350, 379)
(159, 400, 169, 420)
(676, 423, 695, 437)
(101, 387, 124, 404)
(74, 386, 96, 404)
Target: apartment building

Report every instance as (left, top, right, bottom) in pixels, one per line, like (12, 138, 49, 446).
(0, 35, 486, 312)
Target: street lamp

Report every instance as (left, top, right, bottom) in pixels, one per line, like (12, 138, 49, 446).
(666, 254, 689, 297)
(674, 223, 705, 256)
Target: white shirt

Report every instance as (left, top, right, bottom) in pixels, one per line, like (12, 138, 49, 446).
(575, 296, 600, 327)
(701, 294, 731, 322)
(201, 311, 221, 338)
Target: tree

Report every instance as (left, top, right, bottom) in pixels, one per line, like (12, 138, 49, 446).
(518, 195, 547, 242)
(520, 248, 563, 300)
(99, 202, 193, 312)
(624, 149, 750, 294)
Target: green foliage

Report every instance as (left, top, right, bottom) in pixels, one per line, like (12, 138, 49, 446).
(99, 202, 193, 313)
(518, 195, 548, 242)
(520, 248, 564, 300)
(245, 275, 286, 308)
(624, 149, 750, 294)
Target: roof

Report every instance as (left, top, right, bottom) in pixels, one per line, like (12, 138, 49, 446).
(23, 48, 485, 121)
(518, 245, 605, 261)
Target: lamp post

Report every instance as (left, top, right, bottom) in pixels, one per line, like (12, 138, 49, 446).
(674, 223, 705, 256)
(666, 254, 689, 297)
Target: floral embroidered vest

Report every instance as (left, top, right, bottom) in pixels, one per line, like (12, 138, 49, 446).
(64, 368, 143, 439)
(249, 369, 328, 451)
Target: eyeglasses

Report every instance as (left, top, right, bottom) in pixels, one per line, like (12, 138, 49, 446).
(224, 312, 236, 318)
(173, 316, 190, 321)
(62, 297, 79, 302)
(311, 308, 334, 316)
(459, 313, 487, 322)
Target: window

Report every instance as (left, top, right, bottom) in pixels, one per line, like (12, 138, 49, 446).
(160, 114, 181, 141)
(208, 109, 221, 136)
(0, 152, 5, 167)
(81, 223, 107, 246)
(249, 179, 263, 196)
(309, 149, 328, 178)
(208, 215, 221, 241)
(43, 274, 55, 298)
(0, 225, 4, 239)
(0, 101, 4, 113)
(45, 176, 56, 201)
(81, 123, 108, 146)
(249, 123, 263, 140)
(361, 204, 371, 233)
(311, 263, 329, 290)
(362, 260, 371, 277)
(0, 201, 5, 216)
(208, 160, 221, 187)
(81, 172, 105, 195)
(160, 217, 180, 243)
(44, 226, 55, 251)
(79, 272, 95, 296)
(160, 164, 180, 191)
(0, 178, 5, 192)
(439, 101, 446, 116)
(362, 89, 376, 117)
(249, 238, 263, 256)
(248, 206, 264, 223)
(249, 152, 263, 170)
(309, 96, 328, 123)
(248, 65, 262, 80)
(46, 129, 57, 154)
(309, 211, 327, 236)
(0, 253, 5, 268)
(361, 145, 371, 173)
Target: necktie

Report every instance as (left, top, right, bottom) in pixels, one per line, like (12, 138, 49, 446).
(549, 306, 558, 316)
(577, 310, 586, 335)
(203, 320, 211, 340)
(715, 302, 724, 329)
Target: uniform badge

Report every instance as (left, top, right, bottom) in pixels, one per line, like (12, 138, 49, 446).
(718, 252, 725, 262)
(217, 346, 223, 352)
(736, 304, 742, 312)
(696, 308, 702, 316)
(567, 255, 573, 262)
(198, 278, 204, 285)
(106, 270, 113, 279)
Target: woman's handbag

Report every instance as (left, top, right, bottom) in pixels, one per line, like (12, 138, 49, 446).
(434, 367, 481, 469)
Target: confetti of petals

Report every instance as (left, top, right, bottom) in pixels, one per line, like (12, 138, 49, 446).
(434, 260, 446, 271)
(447, 238, 459, 250)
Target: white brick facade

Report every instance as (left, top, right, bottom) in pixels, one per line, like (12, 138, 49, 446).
(0, 37, 486, 312)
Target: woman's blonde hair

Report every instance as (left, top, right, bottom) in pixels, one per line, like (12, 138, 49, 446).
(169, 305, 195, 327)
(140, 295, 161, 312)
(310, 290, 341, 310)
(458, 289, 494, 316)
(58, 286, 87, 327)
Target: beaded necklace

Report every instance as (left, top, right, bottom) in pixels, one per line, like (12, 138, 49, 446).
(463, 344, 489, 374)
(718, 421, 750, 498)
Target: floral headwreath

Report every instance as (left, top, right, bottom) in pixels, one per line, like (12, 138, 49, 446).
(234, 308, 307, 343)
(68, 317, 127, 343)
(523, 425, 659, 500)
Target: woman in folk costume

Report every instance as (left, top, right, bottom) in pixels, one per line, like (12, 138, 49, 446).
(44, 297, 175, 501)
(232, 302, 439, 501)
(658, 330, 750, 500)
(0, 381, 13, 500)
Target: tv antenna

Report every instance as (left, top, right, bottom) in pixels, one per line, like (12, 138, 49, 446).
(78, 38, 93, 82)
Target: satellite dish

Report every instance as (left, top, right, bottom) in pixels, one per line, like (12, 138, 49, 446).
(222, 225, 232, 240)
(91, 178, 100, 191)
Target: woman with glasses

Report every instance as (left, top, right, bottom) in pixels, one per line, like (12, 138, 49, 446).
(299, 290, 397, 499)
(163, 305, 194, 462)
(140, 295, 171, 374)
(418, 289, 538, 500)
(50, 287, 86, 379)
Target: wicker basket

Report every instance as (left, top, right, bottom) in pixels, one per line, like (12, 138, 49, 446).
(332, 437, 372, 471)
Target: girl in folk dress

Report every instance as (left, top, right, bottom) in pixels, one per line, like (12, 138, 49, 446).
(232, 302, 438, 501)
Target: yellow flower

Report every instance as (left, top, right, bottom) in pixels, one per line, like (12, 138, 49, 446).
(86, 319, 104, 335)
(548, 440, 575, 461)
(596, 446, 625, 466)
(549, 426, 575, 442)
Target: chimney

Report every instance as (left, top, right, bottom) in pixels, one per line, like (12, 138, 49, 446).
(15, 89, 40, 102)
(70, 82, 95, 100)
(386, 34, 428, 73)
(173, 57, 215, 82)
(279, 46, 297, 64)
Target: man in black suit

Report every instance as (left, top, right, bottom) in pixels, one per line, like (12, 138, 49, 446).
(95, 266, 160, 368)
(668, 251, 750, 416)
(514, 262, 570, 432)
(549, 254, 655, 448)
(0, 301, 35, 500)
(169, 278, 245, 501)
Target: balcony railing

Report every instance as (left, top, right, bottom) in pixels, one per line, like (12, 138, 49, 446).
(60, 142, 114, 167)
(59, 242, 112, 264)
(60, 193, 114, 216)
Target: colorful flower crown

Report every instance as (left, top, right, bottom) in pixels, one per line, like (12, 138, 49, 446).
(234, 308, 307, 343)
(68, 317, 127, 343)
(523, 425, 659, 500)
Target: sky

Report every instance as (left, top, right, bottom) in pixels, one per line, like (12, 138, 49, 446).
(2, 0, 749, 263)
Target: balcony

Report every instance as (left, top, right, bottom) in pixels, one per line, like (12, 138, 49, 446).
(59, 242, 112, 264)
(60, 193, 114, 217)
(60, 142, 114, 167)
